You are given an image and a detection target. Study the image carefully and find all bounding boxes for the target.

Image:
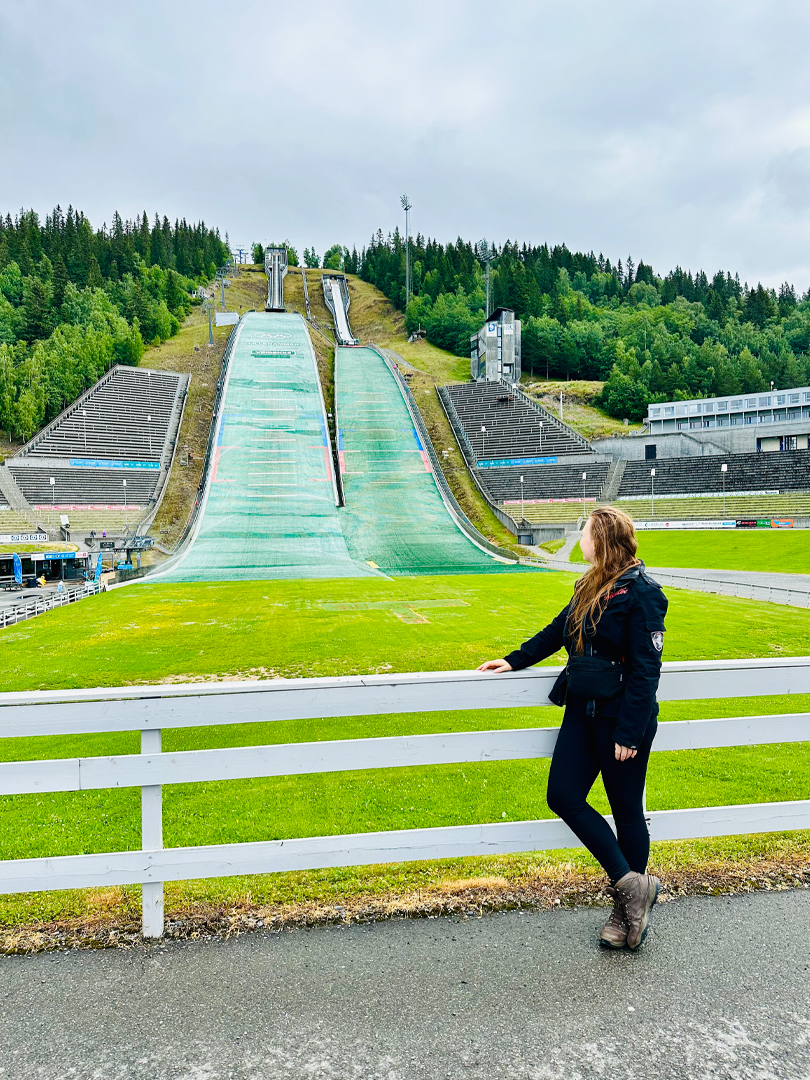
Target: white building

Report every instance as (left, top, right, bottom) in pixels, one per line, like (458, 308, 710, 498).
(646, 387, 810, 451)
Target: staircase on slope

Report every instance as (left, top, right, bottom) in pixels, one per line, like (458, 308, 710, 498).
(598, 458, 627, 503)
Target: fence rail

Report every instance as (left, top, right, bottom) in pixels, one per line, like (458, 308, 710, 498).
(1, 659, 809, 937)
(0, 580, 103, 629)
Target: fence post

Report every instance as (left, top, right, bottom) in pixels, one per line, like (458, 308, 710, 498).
(141, 728, 164, 938)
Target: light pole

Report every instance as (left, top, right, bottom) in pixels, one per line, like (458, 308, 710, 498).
(560, 389, 564, 421)
(582, 472, 587, 515)
(147, 414, 152, 457)
(400, 194, 412, 309)
(478, 240, 494, 316)
(49, 476, 55, 532)
(202, 299, 214, 345)
(82, 408, 87, 452)
(650, 468, 656, 518)
(481, 425, 487, 463)
(520, 474, 525, 521)
(123, 478, 127, 530)
(538, 421, 543, 451)
(721, 462, 727, 515)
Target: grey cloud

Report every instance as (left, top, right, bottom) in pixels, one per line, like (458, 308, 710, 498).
(2, 0, 810, 286)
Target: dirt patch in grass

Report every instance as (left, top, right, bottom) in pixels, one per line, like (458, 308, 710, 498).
(3, 844, 807, 954)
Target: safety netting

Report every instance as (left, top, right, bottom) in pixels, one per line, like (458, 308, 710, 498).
(157, 313, 375, 582)
(335, 346, 513, 575)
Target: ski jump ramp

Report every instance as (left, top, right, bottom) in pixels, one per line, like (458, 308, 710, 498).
(323, 275, 358, 345)
(155, 313, 372, 582)
(152, 315, 520, 583)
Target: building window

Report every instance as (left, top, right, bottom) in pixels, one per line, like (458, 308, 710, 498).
(776, 394, 786, 405)
(704, 402, 714, 413)
(746, 398, 757, 407)
(731, 399, 742, 408)
(790, 394, 800, 403)
(759, 396, 771, 406)
(650, 407, 660, 417)
(664, 406, 675, 416)
(804, 393, 810, 402)
(717, 401, 727, 411)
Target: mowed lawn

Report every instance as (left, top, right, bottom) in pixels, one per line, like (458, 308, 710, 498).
(1, 570, 809, 924)
(572, 530, 810, 574)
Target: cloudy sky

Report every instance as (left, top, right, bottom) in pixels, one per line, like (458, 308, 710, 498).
(2, 0, 809, 288)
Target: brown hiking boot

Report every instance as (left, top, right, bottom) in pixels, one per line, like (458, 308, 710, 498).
(614, 871, 661, 950)
(599, 885, 628, 949)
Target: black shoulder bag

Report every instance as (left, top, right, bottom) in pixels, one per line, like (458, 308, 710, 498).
(547, 612, 625, 707)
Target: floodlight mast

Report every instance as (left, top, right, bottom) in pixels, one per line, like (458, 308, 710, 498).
(400, 195, 412, 309)
(478, 240, 494, 316)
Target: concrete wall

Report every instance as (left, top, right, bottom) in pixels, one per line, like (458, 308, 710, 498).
(594, 420, 810, 460)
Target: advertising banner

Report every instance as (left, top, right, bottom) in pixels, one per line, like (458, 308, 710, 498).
(12, 553, 21, 584)
(68, 458, 159, 470)
(94, 552, 103, 583)
(0, 532, 47, 543)
(477, 455, 559, 468)
(634, 520, 736, 530)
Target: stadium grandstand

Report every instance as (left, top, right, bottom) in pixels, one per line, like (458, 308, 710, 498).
(3, 365, 188, 536)
(439, 381, 604, 530)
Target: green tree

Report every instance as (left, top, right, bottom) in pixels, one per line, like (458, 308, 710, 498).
(252, 242, 265, 264)
(303, 247, 320, 269)
(323, 245, 345, 271)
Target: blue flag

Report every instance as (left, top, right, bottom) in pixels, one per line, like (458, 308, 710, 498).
(12, 553, 21, 585)
(94, 552, 103, 583)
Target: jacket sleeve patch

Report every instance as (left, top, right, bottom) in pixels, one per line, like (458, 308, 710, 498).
(651, 631, 664, 651)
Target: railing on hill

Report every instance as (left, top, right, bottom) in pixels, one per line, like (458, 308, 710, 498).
(436, 386, 534, 537)
(0, 659, 808, 937)
(0, 580, 104, 628)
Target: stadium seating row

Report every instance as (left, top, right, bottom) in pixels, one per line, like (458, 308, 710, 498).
(19, 366, 183, 463)
(618, 452, 810, 496)
(7, 467, 158, 507)
(481, 461, 610, 502)
(444, 382, 592, 460)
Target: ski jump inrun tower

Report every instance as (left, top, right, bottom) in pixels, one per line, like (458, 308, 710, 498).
(264, 247, 288, 312)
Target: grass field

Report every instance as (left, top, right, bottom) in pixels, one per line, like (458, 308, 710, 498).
(0, 570, 809, 932)
(571, 530, 810, 573)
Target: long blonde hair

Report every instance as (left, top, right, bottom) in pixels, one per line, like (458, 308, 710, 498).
(568, 506, 640, 654)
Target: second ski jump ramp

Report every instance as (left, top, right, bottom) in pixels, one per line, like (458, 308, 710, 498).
(335, 346, 510, 574)
(156, 313, 373, 582)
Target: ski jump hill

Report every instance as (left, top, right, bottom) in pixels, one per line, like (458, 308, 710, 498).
(153, 308, 521, 583)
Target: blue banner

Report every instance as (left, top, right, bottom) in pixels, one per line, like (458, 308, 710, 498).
(476, 455, 559, 468)
(94, 552, 103, 583)
(43, 552, 75, 561)
(13, 553, 21, 584)
(68, 458, 160, 470)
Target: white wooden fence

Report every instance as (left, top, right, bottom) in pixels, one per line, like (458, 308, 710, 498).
(1, 659, 809, 937)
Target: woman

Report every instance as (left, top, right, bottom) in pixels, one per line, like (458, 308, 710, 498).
(479, 506, 667, 950)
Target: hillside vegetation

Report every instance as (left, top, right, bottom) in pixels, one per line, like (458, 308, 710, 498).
(0, 207, 229, 442)
(356, 231, 810, 421)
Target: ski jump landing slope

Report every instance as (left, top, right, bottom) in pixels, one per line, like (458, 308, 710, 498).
(335, 346, 510, 575)
(157, 313, 374, 582)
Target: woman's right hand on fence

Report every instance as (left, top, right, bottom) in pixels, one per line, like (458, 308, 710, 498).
(477, 659, 513, 673)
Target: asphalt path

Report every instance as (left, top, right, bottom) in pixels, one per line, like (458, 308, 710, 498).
(1, 890, 808, 1079)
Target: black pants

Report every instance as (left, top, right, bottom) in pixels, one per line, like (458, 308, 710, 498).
(546, 695, 657, 883)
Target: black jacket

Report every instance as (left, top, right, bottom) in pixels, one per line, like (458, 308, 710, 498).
(504, 562, 668, 748)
